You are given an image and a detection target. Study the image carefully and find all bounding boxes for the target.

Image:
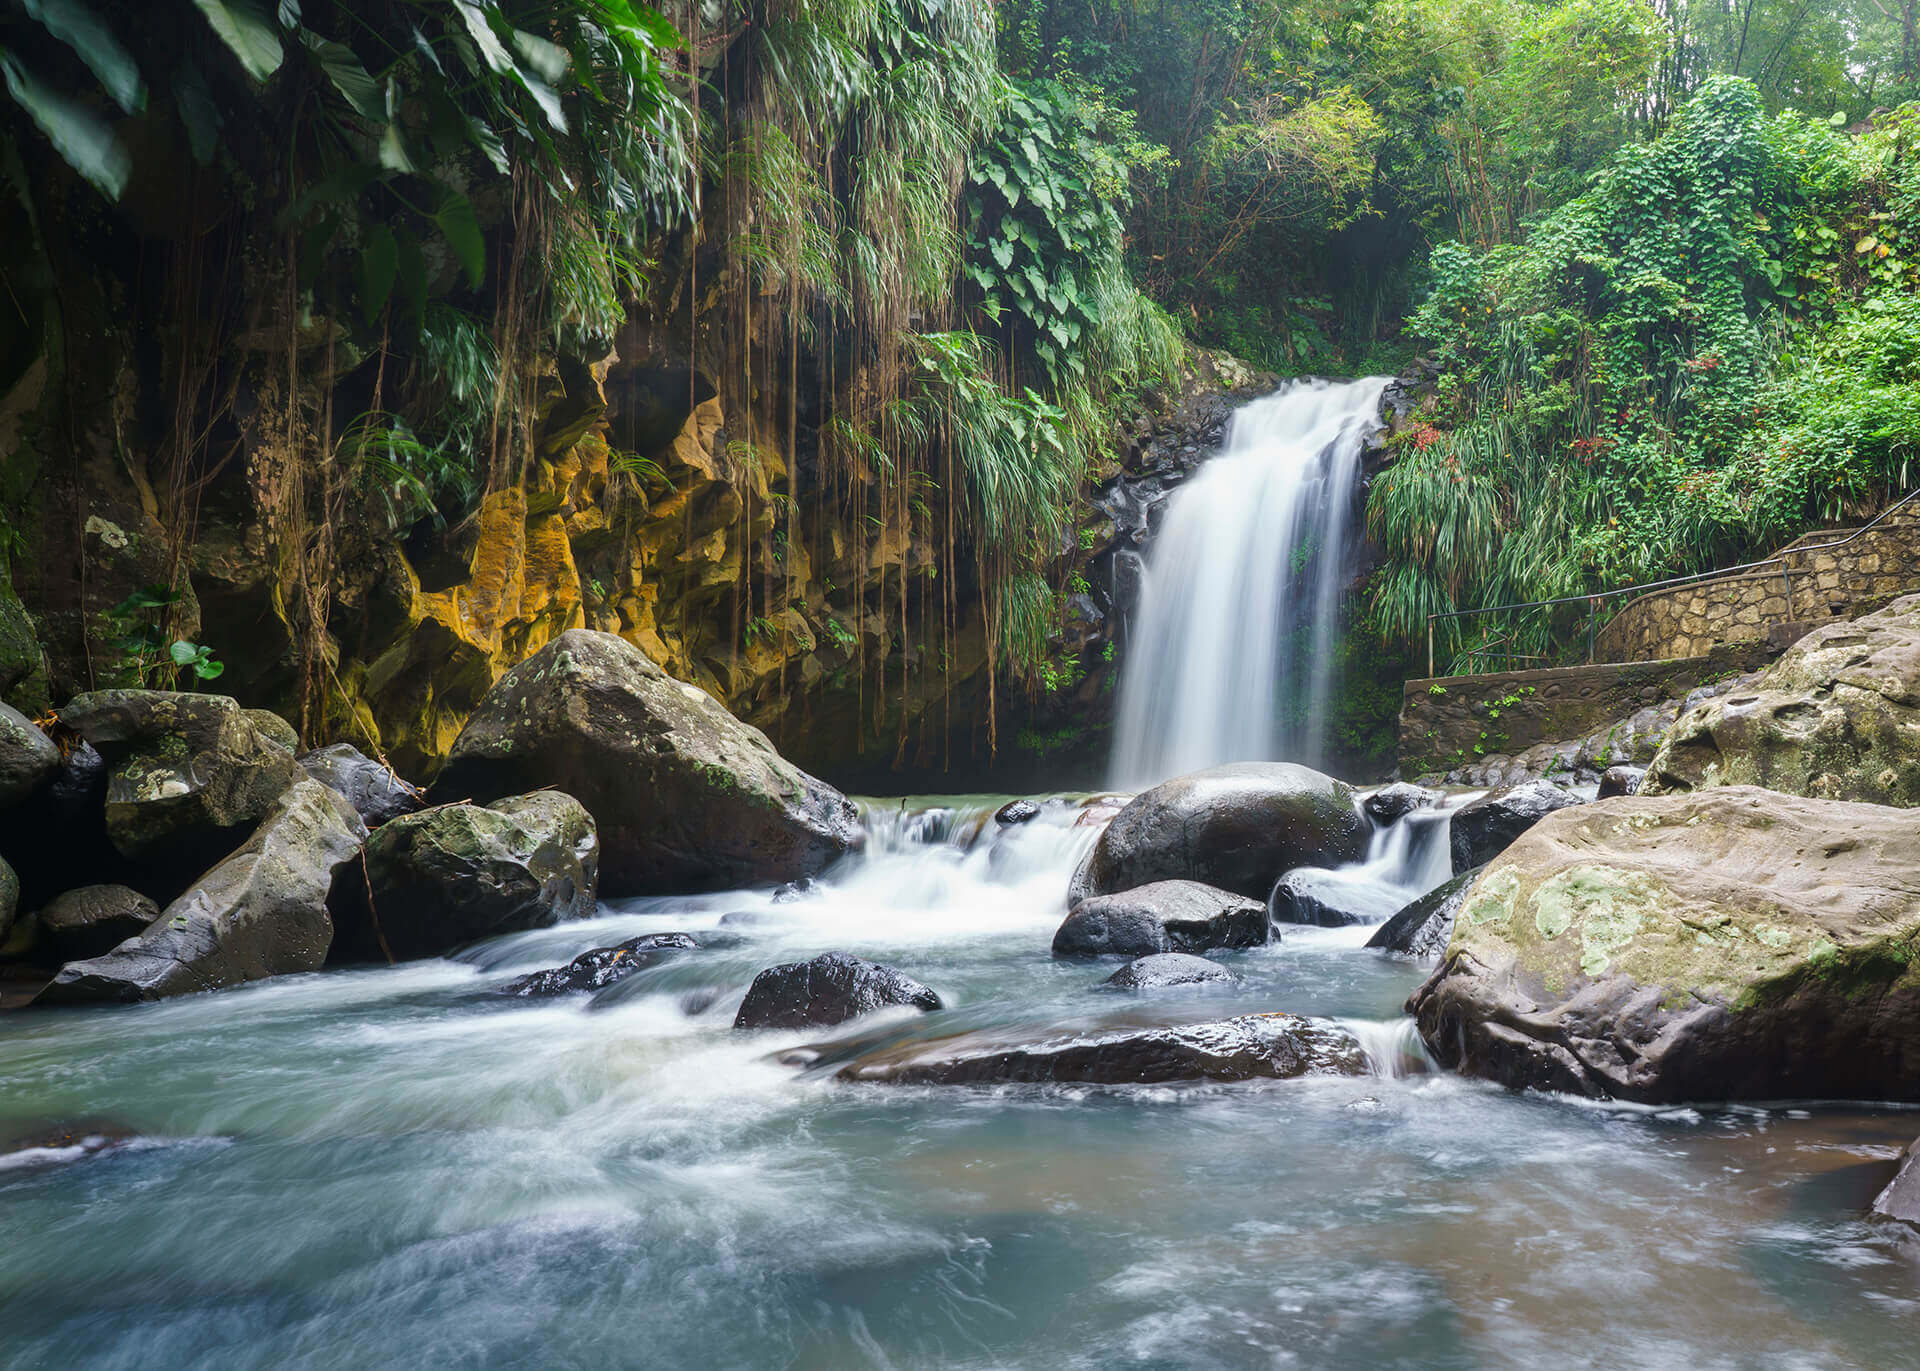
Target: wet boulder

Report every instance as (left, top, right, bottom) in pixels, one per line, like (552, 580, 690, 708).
(1408, 787, 1920, 1102)
(1069, 763, 1369, 903)
(38, 884, 159, 962)
(832, 1013, 1367, 1086)
(1872, 1135, 1920, 1226)
(499, 932, 699, 997)
(0, 703, 58, 810)
(733, 951, 942, 1031)
(995, 799, 1040, 826)
(1448, 780, 1583, 873)
(1365, 869, 1479, 959)
(36, 780, 366, 1004)
(58, 691, 301, 879)
(1269, 868, 1408, 928)
(1101, 952, 1239, 992)
(1364, 783, 1441, 826)
(1644, 595, 1920, 807)
(333, 791, 599, 963)
(431, 630, 860, 896)
(298, 744, 423, 827)
(1598, 766, 1644, 799)
(1052, 880, 1267, 959)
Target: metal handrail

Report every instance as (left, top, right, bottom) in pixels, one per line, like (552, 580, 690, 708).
(1423, 485, 1920, 678)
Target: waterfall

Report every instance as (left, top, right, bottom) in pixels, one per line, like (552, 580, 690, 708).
(1110, 376, 1391, 790)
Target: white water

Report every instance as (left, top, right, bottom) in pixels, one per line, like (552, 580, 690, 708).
(1111, 376, 1392, 789)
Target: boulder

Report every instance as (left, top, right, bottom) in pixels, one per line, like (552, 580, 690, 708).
(244, 709, 300, 753)
(333, 791, 599, 963)
(1101, 952, 1239, 992)
(36, 780, 366, 1004)
(1644, 595, 1920, 807)
(1448, 780, 1583, 873)
(1069, 763, 1369, 903)
(995, 799, 1040, 826)
(430, 631, 860, 895)
(733, 951, 942, 1030)
(58, 691, 302, 877)
(832, 1013, 1368, 1086)
(1364, 783, 1441, 826)
(1408, 787, 1920, 1102)
(0, 703, 58, 809)
(298, 744, 423, 827)
(37, 884, 159, 962)
(1598, 766, 1644, 800)
(1871, 1135, 1920, 1226)
(499, 932, 699, 997)
(1052, 880, 1267, 959)
(1269, 868, 1408, 928)
(0, 856, 16, 947)
(1365, 869, 1480, 959)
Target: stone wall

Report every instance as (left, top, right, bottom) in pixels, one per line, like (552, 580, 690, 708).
(1595, 507, 1920, 662)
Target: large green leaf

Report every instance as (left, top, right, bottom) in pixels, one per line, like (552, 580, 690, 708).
(303, 34, 380, 119)
(193, 0, 284, 82)
(433, 191, 486, 288)
(453, 1, 514, 75)
(21, 0, 143, 112)
(1, 54, 128, 198)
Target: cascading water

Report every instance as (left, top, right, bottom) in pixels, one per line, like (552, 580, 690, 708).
(1110, 376, 1392, 790)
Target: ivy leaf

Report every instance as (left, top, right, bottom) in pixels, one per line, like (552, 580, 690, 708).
(0, 55, 129, 199)
(193, 0, 284, 83)
(434, 190, 486, 287)
(988, 238, 1014, 270)
(21, 0, 145, 113)
(358, 223, 398, 324)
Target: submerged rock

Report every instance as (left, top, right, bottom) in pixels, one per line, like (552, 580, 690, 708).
(1365, 869, 1480, 959)
(995, 799, 1040, 826)
(1268, 868, 1407, 928)
(1448, 780, 1583, 873)
(832, 1013, 1367, 1086)
(37, 780, 366, 1004)
(1101, 953, 1239, 992)
(1052, 880, 1267, 959)
(37, 884, 159, 962)
(1069, 763, 1369, 903)
(1408, 787, 1920, 1102)
(1363, 783, 1441, 826)
(733, 951, 942, 1031)
(298, 744, 423, 827)
(1644, 594, 1920, 807)
(431, 630, 860, 895)
(499, 932, 699, 997)
(333, 791, 599, 963)
(0, 703, 58, 810)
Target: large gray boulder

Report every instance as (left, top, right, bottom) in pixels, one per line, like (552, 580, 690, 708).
(733, 951, 942, 1030)
(38, 884, 159, 962)
(298, 744, 423, 827)
(430, 631, 860, 895)
(1069, 763, 1368, 904)
(36, 780, 366, 1003)
(58, 691, 301, 876)
(332, 791, 599, 963)
(1408, 787, 1920, 1102)
(0, 703, 58, 809)
(1052, 880, 1267, 958)
(1448, 780, 1584, 873)
(831, 1013, 1368, 1086)
(1644, 595, 1920, 807)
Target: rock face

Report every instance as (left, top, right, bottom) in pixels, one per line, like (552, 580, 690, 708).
(499, 932, 699, 997)
(1408, 787, 1920, 1102)
(1366, 869, 1479, 959)
(1052, 880, 1267, 959)
(298, 744, 423, 827)
(37, 780, 366, 1004)
(37, 885, 160, 961)
(733, 951, 942, 1030)
(1644, 595, 1920, 807)
(58, 691, 302, 873)
(1269, 869, 1407, 928)
(0, 704, 58, 809)
(1101, 953, 1239, 992)
(833, 1013, 1368, 1086)
(431, 631, 860, 895)
(1069, 763, 1368, 903)
(1871, 1136, 1920, 1226)
(334, 792, 599, 963)
(1363, 783, 1441, 826)
(1448, 780, 1584, 873)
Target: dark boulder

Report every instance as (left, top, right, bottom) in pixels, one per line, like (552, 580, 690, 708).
(499, 932, 699, 997)
(1408, 788, 1920, 1102)
(832, 1013, 1367, 1086)
(430, 630, 860, 895)
(0, 855, 16, 947)
(1872, 1135, 1920, 1226)
(1598, 766, 1644, 800)
(1448, 780, 1584, 873)
(38, 884, 159, 962)
(0, 703, 58, 809)
(1052, 880, 1267, 959)
(1365, 869, 1480, 959)
(1070, 762, 1368, 903)
(298, 744, 424, 827)
(1101, 952, 1239, 992)
(1363, 783, 1441, 826)
(0, 739, 130, 909)
(733, 951, 942, 1031)
(333, 791, 599, 963)
(995, 799, 1040, 826)
(1269, 869, 1408, 928)
(37, 780, 367, 1004)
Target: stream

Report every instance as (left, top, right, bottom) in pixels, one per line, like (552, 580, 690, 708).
(2, 796, 1917, 1370)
